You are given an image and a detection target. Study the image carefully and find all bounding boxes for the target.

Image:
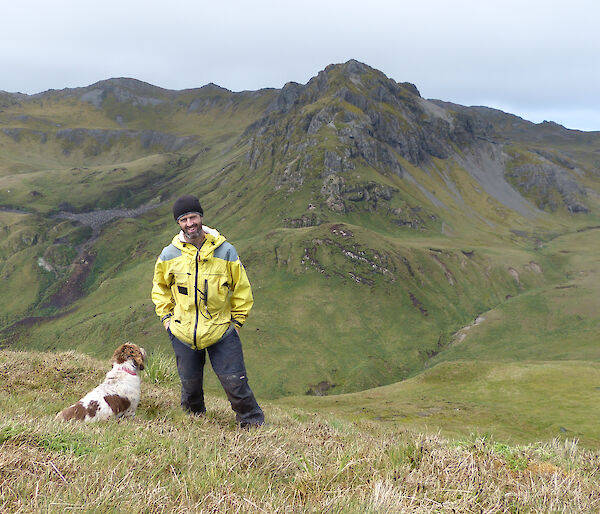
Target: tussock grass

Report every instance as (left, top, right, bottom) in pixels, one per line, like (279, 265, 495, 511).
(1, 349, 599, 512)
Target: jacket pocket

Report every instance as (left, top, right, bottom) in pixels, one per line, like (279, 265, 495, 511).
(170, 315, 195, 346)
(173, 272, 193, 311)
(204, 273, 229, 313)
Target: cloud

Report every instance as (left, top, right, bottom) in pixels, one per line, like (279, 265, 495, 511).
(1, 0, 598, 130)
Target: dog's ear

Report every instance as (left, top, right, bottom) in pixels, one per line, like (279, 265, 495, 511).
(112, 343, 146, 369)
(135, 347, 147, 370)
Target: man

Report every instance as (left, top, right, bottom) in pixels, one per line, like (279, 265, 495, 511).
(152, 194, 264, 427)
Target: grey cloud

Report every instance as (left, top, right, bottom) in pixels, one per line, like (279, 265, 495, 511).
(1, 0, 598, 131)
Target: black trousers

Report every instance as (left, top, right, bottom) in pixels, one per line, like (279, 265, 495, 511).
(168, 327, 264, 426)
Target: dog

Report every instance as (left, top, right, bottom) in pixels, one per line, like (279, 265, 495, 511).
(56, 343, 146, 422)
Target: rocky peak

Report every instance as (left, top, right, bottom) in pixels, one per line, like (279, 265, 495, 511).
(265, 60, 402, 114)
(0, 91, 26, 109)
(198, 82, 231, 93)
(263, 60, 444, 134)
(77, 78, 171, 108)
(88, 77, 167, 92)
(253, 58, 486, 177)
(337, 58, 371, 75)
(265, 81, 304, 114)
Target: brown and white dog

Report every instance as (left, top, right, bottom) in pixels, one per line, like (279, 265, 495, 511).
(56, 343, 146, 422)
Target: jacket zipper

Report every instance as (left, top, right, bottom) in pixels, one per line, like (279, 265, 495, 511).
(193, 249, 200, 349)
(204, 279, 208, 309)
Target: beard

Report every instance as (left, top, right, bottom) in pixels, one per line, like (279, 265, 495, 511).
(182, 223, 203, 241)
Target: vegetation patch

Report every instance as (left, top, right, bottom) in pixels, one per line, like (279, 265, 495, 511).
(0, 349, 599, 512)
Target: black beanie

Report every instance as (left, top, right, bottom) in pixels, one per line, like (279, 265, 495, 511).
(173, 195, 203, 221)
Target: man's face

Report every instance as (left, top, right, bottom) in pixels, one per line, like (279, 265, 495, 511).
(178, 213, 203, 240)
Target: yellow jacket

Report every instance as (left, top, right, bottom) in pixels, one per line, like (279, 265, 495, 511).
(151, 226, 253, 349)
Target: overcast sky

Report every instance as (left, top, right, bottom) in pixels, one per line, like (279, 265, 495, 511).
(2, 0, 598, 131)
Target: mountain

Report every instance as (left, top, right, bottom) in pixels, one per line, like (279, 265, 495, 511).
(1, 60, 599, 443)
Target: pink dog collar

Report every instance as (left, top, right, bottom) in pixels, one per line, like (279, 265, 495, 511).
(118, 366, 137, 376)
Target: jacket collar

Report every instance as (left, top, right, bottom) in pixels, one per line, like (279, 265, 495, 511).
(173, 225, 225, 257)
(115, 364, 137, 376)
(177, 225, 220, 244)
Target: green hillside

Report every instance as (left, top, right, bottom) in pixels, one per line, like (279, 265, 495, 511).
(1, 349, 598, 512)
(1, 60, 599, 446)
(280, 359, 600, 448)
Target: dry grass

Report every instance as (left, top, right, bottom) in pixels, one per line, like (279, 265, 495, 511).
(1, 349, 599, 513)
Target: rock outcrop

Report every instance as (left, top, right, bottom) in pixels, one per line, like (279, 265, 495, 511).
(243, 60, 597, 219)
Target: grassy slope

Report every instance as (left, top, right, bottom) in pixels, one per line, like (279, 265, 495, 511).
(5, 209, 559, 397)
(427, 227, 600, 363)
(1, 349, 599, 513)
(276, 227, 600, 446)
(278, 360, 600, 448)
